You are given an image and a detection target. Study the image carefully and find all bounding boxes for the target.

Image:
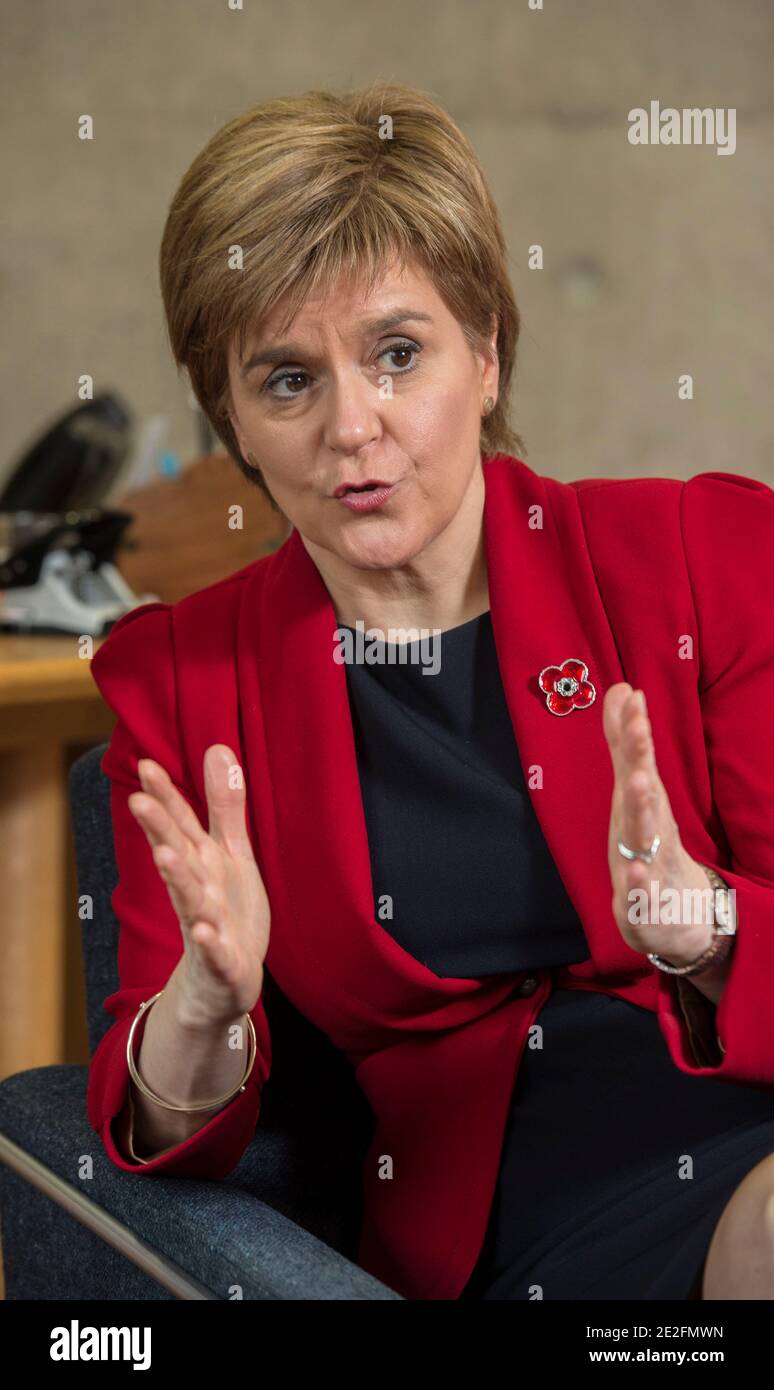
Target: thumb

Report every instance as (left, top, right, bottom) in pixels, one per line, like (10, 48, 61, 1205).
(203, 744, 251, 853)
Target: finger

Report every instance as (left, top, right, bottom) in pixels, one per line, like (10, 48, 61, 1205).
(618, 689, 676, 836)
(604, 684, 638, 819)
(603, 683, 650, 788)
(619, 765, 658, 872)
(602, 682, 635, 778)
(608, 689, 659, 865)
(618, 690, 658, 850)
(204, 744, 252, 855)
(607, 686, 664, 825)
(137, 758, 209, 847)
(609, 772, 655, 935)
(619, 689, 660, 786)
(152, 842, 215, 927)
(128, 792, 207, 887)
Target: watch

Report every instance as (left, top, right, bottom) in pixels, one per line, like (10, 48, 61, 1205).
(647, 864, 737, 977)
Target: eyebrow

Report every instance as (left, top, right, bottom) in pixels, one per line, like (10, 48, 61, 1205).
(239, 309, 435, 379)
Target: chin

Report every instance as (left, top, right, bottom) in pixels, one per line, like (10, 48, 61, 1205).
(331, 520, 428, 572)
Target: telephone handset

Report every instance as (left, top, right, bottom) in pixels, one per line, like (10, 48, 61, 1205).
(0, 393, 157, 635)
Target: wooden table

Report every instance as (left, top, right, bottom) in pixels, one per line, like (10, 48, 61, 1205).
(0, 634, 114, 1080)
(0, 457, 288, 1084)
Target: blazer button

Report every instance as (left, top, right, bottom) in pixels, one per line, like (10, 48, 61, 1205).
(517, 975, 539, 997)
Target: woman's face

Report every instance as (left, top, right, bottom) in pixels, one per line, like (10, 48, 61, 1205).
(225, 257, 499, 572)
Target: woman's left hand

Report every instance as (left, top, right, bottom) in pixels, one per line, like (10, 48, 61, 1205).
(603, 682, 714, 968)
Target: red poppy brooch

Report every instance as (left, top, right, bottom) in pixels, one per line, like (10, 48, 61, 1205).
(538, 658, 597, 717)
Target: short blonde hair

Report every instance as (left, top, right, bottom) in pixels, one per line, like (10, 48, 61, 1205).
(159, 79, 526, 502)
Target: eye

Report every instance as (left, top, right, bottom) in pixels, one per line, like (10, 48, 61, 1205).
(261, 369, 310, 400)
(377, 338, 421, 373)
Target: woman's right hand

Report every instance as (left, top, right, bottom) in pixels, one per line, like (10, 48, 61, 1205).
(128, 743, 271, 1028)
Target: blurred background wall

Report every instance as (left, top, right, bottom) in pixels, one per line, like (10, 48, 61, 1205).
(2, 0, 772, 498)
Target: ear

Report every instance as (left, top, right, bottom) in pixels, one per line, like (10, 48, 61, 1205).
(478, 312, 500, 400)
(221, 346, 253, 462)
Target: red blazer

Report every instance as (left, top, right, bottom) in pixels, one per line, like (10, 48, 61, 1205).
(87, 453, 774, 1301)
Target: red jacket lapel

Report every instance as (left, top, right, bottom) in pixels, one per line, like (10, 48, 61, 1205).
(482, 456, 642, 979)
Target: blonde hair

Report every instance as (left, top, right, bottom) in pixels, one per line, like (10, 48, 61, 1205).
(159, 79, 526, 503)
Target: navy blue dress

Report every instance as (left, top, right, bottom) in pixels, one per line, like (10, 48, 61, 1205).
(340, 610, 774, 1301)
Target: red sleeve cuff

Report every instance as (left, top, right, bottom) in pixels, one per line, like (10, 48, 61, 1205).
(88, 997, 269, 1180)
(97, 1081, 262, 1180)
(656, 864, 774, 1088)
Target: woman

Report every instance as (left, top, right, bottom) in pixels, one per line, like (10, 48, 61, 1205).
(87, 80, 774, 1302)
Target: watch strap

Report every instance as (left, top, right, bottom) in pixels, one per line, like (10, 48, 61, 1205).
(647, 864, 736, 977)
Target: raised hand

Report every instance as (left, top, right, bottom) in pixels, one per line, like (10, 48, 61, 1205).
(602, 683, 715, 969)
(127, 743, 271, 1026)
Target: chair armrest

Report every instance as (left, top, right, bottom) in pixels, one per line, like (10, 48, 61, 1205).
(0, 1066, 402, 1300)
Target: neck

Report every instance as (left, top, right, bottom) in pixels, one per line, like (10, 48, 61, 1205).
(300, 465, 490, 635)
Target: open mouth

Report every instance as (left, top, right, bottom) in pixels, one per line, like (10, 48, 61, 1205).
(334, 479, 392, 498)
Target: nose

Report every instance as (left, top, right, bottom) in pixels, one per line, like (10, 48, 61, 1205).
(322, 368, 382, 455)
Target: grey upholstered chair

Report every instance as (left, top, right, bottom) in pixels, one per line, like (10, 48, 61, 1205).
(0, 742, 401, 1300)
